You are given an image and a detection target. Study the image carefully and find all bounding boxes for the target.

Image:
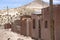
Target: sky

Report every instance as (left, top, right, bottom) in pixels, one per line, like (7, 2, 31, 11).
(0, 0, 60, 10)
(0, 0, 34, 10)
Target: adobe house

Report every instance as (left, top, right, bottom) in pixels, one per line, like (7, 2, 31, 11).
(11, 14, 42, 40)
(11, 15, 32, 36)
(20, 14, 42, 40)
(20, 15, 32, 36)
(11, 20, 22, 34)
(41, 5, 60, 40)
(4, 23, 12, 29)
(30, 14, 42, 40)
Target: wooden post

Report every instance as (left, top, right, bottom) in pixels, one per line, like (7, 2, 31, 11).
(50, 0, 55, 40)
(7, 6, 9, 23)
(26, 19, 29, 36)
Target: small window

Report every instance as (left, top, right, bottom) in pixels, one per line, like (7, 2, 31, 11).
(33, 19, 35, 29)
(38, 20, 40, 28)
(45, 21, 48, 28)
(38, 20, 41, 38)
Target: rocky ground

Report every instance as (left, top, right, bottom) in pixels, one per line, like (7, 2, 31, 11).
(0, 29, 34, 40)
